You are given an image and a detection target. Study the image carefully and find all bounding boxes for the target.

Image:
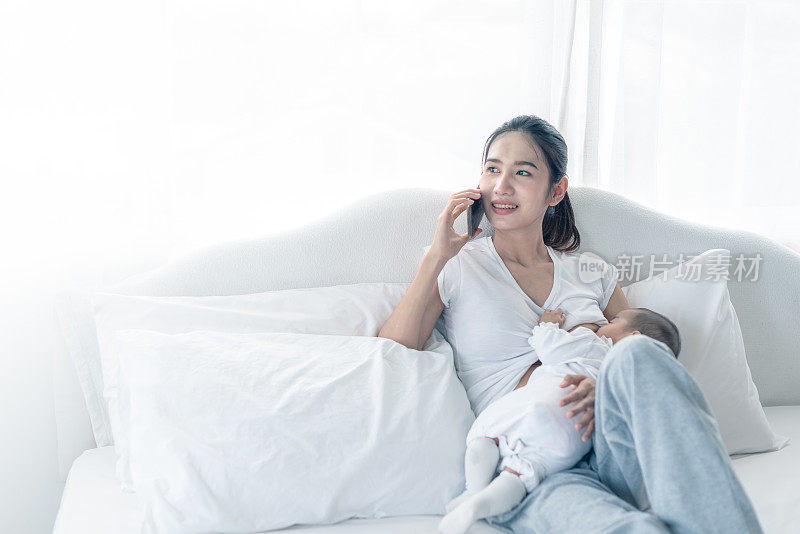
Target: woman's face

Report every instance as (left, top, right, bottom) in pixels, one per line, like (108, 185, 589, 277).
(478, 131, 563, 232)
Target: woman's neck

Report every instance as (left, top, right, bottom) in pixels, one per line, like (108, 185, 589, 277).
(491, 232, 551, 268)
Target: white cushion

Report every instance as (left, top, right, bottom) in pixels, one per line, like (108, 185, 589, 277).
(114, 328, 473, 532)
(622, 249, 789, 454)
(89, 283, 413, 490)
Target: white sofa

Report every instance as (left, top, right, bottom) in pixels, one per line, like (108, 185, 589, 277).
(51, 186, 800, 533)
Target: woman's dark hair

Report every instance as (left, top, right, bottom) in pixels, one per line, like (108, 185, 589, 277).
(627, 307, 682, 359)
(481, 115, 580, 252)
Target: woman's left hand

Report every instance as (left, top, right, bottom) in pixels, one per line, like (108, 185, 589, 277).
(559, 374, 596, 442)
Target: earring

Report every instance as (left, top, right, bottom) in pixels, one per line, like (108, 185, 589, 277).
(546, 205, 555, 217)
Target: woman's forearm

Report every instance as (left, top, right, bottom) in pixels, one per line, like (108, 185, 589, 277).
(378, 251, 447, 350)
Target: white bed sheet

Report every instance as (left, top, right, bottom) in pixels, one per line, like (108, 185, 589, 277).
(51, 448, 504, 534)
(53, 407, 799, 534)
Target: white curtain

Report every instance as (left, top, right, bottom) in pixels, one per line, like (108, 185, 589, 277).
(1, 0, 798, 291)
(559, 0, 800, 252)
(0, 1, 569, 289)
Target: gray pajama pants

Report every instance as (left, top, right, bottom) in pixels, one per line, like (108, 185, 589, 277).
(484, 334, 763, 534)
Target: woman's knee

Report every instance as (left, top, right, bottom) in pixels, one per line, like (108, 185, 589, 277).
(600, 334, 674, 383)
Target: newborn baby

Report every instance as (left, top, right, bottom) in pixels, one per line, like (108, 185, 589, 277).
(438, 307, 681, 534)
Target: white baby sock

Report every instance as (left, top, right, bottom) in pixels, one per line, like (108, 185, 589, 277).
(445, 436, 499, 513)
(438, 470, 527, 534)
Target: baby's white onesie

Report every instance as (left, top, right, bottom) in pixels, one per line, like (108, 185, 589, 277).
(465, 321, 614, 493)
(438, 323, 615, 534)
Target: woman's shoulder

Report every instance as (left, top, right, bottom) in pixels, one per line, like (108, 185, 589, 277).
(549, 246, 582, 269)
(423, 236, 491, 260)
(450, 236, 494, 262)
(551, 246, 614, 270)
(549, 246, 577, 259)
(462, 235, 491, 252)
(553, 248, 620, 314)
(551, 246, 617, 287)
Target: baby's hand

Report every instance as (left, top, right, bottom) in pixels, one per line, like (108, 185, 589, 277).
(539, 308, 566, 328)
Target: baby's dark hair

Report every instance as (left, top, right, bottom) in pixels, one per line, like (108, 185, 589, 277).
(625, 307, 681, 359)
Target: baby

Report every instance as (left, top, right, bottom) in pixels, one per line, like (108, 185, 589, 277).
(438, 307, 681, 534)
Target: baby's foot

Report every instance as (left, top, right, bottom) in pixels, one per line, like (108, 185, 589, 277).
(445, 489, 474, 514)
(438, 503, 477, 534)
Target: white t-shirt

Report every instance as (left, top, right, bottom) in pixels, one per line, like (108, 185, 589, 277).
(422, 236, 618, 416)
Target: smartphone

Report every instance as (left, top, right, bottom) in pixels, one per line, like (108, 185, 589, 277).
(467, 191, 484, 239)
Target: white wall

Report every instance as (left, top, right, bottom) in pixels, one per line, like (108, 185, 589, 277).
(0, 291, 62, 533)
(0, 256, 168, 531)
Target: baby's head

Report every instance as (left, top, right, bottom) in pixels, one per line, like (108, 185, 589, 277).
(595, 308, 681, 359)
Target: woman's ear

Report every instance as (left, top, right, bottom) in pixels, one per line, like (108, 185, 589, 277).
(552, 175, 568, 203)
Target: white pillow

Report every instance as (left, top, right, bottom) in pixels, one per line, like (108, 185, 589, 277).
(114, 328, 473, 533)
(88, 283, 416, 491)
(55, 283, 414, 449)
(621, 249, 789, 455)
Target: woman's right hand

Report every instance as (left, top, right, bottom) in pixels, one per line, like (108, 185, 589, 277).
(429, 188, 483, 262)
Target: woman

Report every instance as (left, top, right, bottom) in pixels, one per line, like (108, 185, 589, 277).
(378, 115, 762, 533)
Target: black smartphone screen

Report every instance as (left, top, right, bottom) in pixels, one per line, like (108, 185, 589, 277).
(467, 196, 484, 238)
